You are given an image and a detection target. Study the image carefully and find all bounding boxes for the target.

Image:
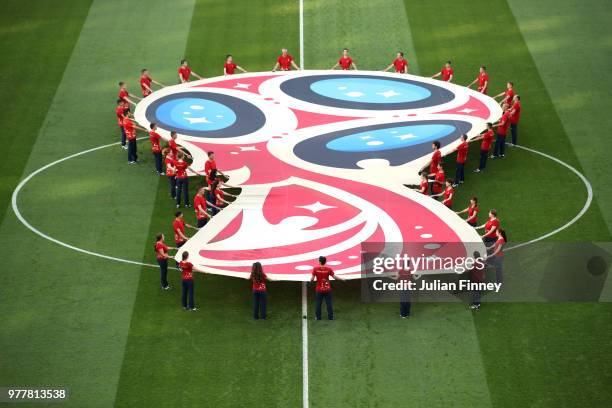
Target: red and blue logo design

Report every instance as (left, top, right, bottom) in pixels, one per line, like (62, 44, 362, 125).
(134, 71, 502, 280)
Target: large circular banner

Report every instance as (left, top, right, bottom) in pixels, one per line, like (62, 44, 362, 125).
(134, 70, 502, 281)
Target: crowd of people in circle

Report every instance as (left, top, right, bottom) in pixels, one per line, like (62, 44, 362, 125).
(113, 48, 519, 318)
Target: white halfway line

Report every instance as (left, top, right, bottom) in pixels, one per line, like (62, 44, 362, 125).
(298, 1, 307, 406)
(301, 281, 309, 408)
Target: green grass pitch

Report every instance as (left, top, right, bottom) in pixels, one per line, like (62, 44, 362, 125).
(1, 0, 612, 406)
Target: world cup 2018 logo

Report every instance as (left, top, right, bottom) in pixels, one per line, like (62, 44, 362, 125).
(134, 71, 502, 281)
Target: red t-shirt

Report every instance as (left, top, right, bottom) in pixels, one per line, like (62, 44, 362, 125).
(442, 186, 454, 207)
(175, 160, 188, 179)
(252, 273, 267, 292)
(484, 218, 500, 238)
(115, 105, 125, 126)
(224, 63, 237, 75)
(433, 170, 445, 194)
(419, 179, 429, 195)
(470, 263, 486, 282)
(194, 194, 207, 219)
(481, 130, 494, 151)
(393, 58, 407, 73)
(155, 241, 168, 261)
(172, 219, 185, 244)
(173, 218, 186, 244)
(477, 72, 489, 93)
(497, 112, 510, 136)
(118, 88, 129, 102)
(504, 88, 515, 105)
(168, 139, 179, 156)
(456, 141, 468, 164)
(441, 67, 453, 81)
(165, 156, 176, 176)
(179, 66, 191, 82)
(510, 101, 521, 124)
(277, 54, 293, 71)
(338, 56, 353, 70)
(429, 150, 441, 174)
(204, 159, 216, 177)
(494, 237, 506, 257)
(467, 205, 479, 224)
(215, 189, 224, 206)
(180, 261, 194, 280)
(140, 75, 152, 96)
(123, 117, 136, 140)
(312, 266, 335, 293)
(149, 131, 161, 153)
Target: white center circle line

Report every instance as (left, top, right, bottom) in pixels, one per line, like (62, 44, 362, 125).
(10, 140, 592, 266)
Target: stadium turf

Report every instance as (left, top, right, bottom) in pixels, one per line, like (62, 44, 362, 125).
(1, 0, 611, 407)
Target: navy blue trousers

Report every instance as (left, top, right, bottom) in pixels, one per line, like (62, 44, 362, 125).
(315, 292, 333, 320)
(182, 280, 195, 309)
(253, 291, 267, 319)
(157, 259, 168, 288)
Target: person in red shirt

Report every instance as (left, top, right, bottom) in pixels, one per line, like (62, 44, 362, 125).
(178, 59, 203, 83)
(383, 51, 408, 73)
(163, 148, 177, 199)
(429, 163, 445, 199)
(154, 233, 176, 290)
(398, 261, 412, 318)
(175, 152, 199, 208)
(272, 48, 300, 71)
(427, 141, 442, 195)
(311, 256, 344, 320)
(250, 261, 273, 320)
(456, 196, 479, 227)
(454, 134, 468, 186)
(223, 54, 247, 75)
(492, 103, 511, 158)
(331, 48, 357, 70)
(168, 131, 191, 159)
(193, 188, 211, 228)
(493, 81, 515, 106)
(116, 99, 129, 149)
(122, 110, 146, 164)
(415, 172, 429, 195)
(476, 209, 500, 245)
(441, 180, 454, 208)
(431, 60, 453, 82)
(148, 123, 163, 174)
(140, 68, 164, 97)
(173, 211, 198, 248)
(179, 251, 197, 311)
(469, 251, 486, 309)
(508, 95, 521, 145)
(118, 81, 140, 106)
(467, 66, 489, 94)
(209, 179, 237, 215)
(204, 151, 226, 180)
(473, 123, 494, 172)
(487, 228, 507, 284)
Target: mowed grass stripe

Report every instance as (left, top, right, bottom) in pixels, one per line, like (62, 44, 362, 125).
(0, 0, 196, 406)
(114, 1, 303, 407)
(506, 0, 612, 232)
(0, 0, 92, 226)
(403, 0, 612, 406)
(304, 0, 420, 72)
(303, 2, 492, 407)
